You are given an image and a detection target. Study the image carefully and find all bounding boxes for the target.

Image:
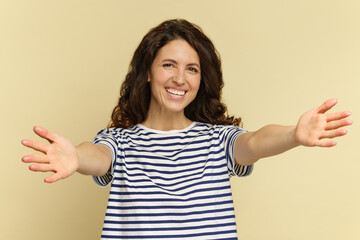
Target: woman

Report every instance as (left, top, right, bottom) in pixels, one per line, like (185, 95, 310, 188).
(22, 19, 352, 239)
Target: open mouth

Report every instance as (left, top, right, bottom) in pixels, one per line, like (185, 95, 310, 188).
(165, 88, 186, 96)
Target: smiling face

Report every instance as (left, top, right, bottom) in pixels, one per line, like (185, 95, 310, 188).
(147, 39, 201, 118)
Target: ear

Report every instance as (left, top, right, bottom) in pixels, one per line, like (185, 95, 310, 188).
(147, 72, 151, 82)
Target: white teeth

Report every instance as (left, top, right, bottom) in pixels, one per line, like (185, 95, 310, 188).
(166, 88, 185, 96)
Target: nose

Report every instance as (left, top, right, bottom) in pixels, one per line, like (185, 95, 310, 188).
(172, 69, 186, 85)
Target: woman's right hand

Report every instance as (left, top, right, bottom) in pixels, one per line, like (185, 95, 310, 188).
(21, 126, 79, 183)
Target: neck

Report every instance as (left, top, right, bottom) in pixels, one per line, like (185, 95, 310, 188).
(142, 108, 192, 131)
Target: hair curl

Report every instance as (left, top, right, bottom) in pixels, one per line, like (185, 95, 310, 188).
(108, 19, 242, 128)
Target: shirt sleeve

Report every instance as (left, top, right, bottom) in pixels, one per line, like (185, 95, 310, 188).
(219, 125, 254, 177)
(91, 128, 118, 187)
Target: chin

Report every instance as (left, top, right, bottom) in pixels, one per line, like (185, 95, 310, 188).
(164, 102, 189, 114)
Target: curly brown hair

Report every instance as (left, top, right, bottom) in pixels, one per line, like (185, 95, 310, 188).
(108, 19, 242, 128)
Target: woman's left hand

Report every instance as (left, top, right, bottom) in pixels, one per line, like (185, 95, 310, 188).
(295, 98, 352, 147)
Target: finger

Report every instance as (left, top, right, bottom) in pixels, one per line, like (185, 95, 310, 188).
(29, 163, 54, 172)
(317, 98, 338, 114)
(22, 154, 49, 164)
(33, 126, 57, 143)
(21, 139, 48, 154)
(320, 129, 348, 139)
(315, 140, 337, 148)
(326, 111, 352, 122)
(325, 119, 353, 130)
(44, 173, 63, 183)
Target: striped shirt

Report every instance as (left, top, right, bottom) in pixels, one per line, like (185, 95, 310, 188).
(92, 122, 253, 240)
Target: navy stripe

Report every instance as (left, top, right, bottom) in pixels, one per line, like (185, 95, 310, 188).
(122, 136, 217, 149)
(126, 143, 222, 158)
(101, 230, 237, 239)
(111, 178, 228, 191)
(107, 200, 234, 210)
(114, 164, 226, 177)
(105, 207, 235, 218)
(112, 170, 228, 187)
(113, 170, 228, 187)
(107, 192, 233, 203)
(103, 222, 236, 232)
(118, 151, 224, 163)
(109, 185, 231, 197)
(104, 214, 235, 225)
(116, 150, 224, 167)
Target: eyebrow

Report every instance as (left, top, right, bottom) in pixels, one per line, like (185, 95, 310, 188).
(162, 59, 200, 68)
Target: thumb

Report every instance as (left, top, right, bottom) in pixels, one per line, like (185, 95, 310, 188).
(33, 126, 57, 143)
(317, 98, 338, 114)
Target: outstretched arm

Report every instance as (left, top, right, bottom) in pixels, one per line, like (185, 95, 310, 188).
(234, 98, 352, 166)
(21, 126, 112, 183)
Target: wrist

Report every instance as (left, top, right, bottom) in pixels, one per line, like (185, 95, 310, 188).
(288, 125, 301, 148)
(74, 144, 83, 173)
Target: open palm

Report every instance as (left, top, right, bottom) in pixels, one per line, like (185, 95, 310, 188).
(295, 98, 352, 147)
(21, 126, 79, 183)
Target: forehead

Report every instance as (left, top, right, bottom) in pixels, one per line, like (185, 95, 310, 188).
(154, 39, 200, 63)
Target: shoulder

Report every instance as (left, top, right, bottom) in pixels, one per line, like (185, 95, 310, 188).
(190, 122, 246, 142)
(195, 122, 246, 133)
(95, 125, 144, 140)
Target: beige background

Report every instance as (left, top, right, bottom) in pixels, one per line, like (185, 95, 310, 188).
(1, 0, 359, 239)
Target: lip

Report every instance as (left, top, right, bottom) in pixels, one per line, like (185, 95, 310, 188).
(165, 86, 188, 92)
(164, 87, 188, 100)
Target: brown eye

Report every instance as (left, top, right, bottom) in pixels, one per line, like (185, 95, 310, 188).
(163, 63, 173, 68)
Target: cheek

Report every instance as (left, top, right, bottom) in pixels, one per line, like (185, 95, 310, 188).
(149, 72, 167, 92)
(156, 70, 171, 83)
(187, 78, 201, 103)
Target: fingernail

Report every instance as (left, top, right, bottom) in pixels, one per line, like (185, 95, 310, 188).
(44, 178, 52, 183)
